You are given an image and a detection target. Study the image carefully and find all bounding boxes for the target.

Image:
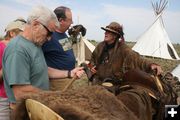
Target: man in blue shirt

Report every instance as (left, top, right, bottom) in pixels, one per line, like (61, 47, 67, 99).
(42, 6, 78, 91)
(42, 6, 75, 71)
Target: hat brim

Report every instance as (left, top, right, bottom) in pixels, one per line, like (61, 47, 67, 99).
(101, 27, 120, 35)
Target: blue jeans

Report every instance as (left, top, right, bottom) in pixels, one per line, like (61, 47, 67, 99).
(0, 97, 10, 120)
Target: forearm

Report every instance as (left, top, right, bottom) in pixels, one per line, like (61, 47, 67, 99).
(48, 67, 68, 79)
(12, 85, 43, 101)
(126, 50, 152, 72)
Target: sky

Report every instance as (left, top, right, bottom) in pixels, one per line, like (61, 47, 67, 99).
(0, 0, 180, 43)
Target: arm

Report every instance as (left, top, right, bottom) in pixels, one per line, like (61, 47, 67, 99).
(90, 51, 97, 74)
(89, 43, 102, 75)
(12, 84, 42, 101)
(48, 67, 84, 79)
(48, 67, 68, 79)
(122, 44, 163, 75)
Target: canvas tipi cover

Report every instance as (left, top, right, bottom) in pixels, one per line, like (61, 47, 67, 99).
(171, 64, 180, 81)
(132, 0, 179, 60)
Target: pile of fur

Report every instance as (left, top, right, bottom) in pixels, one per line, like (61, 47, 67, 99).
(11, 86, 139, 120)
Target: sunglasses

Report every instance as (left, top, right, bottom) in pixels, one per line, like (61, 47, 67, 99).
(39, 23, 53, 37)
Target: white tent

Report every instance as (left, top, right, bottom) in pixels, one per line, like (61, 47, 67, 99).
(73, 35, 95, 65)
(132, 0, 179, 60)
(171, 64, 180, 81)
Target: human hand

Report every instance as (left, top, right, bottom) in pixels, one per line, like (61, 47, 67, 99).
(90, 66, 97, 75)
(150, 63, 163, 76)
(71, 67, 85, 79)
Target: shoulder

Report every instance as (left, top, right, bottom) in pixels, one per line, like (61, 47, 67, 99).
(53, 32, 68, 40)
(93, 41, 105, 52)
(96, 41, 105, 48)
(119, 42, 131, 51)
(117, 42, 136, 57)
(8, 36, 32, 49)
(43, 32, 67, 46)
(6, 36, 37, 57)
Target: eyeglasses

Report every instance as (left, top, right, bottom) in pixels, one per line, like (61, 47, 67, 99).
(39, 23, 53, 37)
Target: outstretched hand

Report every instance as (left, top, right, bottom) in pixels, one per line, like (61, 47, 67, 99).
(150, 63, 163, 76)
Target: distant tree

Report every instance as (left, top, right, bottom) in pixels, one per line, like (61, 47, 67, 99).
(88, 39, 98, 46)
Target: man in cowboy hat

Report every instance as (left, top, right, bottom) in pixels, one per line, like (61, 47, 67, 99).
(89, 22, 162, 85)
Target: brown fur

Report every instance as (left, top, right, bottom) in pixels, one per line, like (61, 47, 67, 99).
(117, 88, 152, 120)
(12, 86, 138, 120)
(11, 70, 177, 120)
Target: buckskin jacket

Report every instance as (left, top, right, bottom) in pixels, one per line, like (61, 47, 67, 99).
(90, 40, 153, 85)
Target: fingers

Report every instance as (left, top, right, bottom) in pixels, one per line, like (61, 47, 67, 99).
(156, 66, 163, 75)
(72, 67, 84, 72)
(90, 66, 97, 74)
(75, 70, 85, 78)
(71, 67, 85, 79)
(151, 64, 163, 75)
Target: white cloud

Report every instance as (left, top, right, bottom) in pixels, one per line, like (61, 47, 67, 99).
(72, 9, 105, 41)
(0, 4, 28, 35)
(0, 1, 179, 43)
(98, 4, 180, 43)
(71, 4, 152, 41)
(14, 0, 60, 9)
(101, 4, 154, 41)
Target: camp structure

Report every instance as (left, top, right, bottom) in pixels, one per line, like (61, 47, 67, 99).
(171, 64, 180, 81)
(132, 0, 179, 60)
(73, 35, 95, 65)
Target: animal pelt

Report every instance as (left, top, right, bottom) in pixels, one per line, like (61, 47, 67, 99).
(116, 88, 153, 120)
(163, 72, 180, 93)
(68, 24, 86, 38)
(11, 86, 138, 120)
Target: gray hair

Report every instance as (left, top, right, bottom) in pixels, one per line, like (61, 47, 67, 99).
(27, 6, 59, 28)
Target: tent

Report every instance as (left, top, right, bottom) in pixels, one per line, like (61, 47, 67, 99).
(132, 0, 179, 60)
(171, 64, 180, 81)
(73, 35, 95, 65)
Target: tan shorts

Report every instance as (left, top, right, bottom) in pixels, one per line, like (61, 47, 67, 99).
(49, 78, 74, 91)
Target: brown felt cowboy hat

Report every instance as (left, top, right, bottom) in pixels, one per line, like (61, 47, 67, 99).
(101, 22, 124, 36)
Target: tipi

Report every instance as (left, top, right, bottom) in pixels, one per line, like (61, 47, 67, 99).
(132, 0, 179, 60)
(171, 64, 180, 81)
